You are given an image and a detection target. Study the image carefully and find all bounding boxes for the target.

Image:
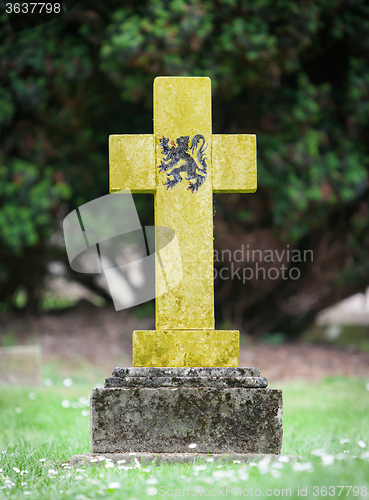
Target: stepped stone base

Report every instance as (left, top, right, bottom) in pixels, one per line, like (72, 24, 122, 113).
(90, 367, 283, 455)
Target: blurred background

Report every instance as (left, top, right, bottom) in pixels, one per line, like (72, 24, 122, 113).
(1, 0, 369, 386)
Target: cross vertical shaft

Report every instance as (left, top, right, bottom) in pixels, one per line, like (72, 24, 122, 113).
(154, 77, 214, 330)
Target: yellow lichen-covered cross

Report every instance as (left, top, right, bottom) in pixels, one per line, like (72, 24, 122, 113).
(109, 77, 256, 367)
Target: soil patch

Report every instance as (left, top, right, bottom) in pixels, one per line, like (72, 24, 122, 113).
(1, 303, 368, 384)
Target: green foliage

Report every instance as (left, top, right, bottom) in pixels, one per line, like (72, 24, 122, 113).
(0, 159, 71, 252)
(1, 0, 369, 311)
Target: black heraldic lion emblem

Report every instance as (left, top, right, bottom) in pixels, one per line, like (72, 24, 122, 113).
(158, 134, 208, 193)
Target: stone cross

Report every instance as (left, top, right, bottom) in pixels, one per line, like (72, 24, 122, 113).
(109, 77, 256, 367)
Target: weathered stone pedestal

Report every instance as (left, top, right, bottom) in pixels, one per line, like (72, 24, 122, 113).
(90, 367, 283, 455)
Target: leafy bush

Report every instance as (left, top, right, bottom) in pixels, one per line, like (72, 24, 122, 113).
(1, 0, 369, 333)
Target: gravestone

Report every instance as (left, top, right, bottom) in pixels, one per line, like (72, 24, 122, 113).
(89, 77, 283, 457)
(0, 345, 42, 387)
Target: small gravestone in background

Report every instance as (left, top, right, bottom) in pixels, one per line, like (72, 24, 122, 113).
(0, 345, 42, 387)
(74, 77, 283, 462)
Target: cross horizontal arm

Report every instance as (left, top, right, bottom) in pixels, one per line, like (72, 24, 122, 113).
(109, 134, 156, 193)
(212, 134, 257, 193)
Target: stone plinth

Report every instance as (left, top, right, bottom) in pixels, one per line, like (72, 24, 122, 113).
(90, 367, 282, 455)
(132, 330, 239, 367)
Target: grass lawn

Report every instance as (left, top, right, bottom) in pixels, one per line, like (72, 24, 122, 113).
(0, 377, 368, 499)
